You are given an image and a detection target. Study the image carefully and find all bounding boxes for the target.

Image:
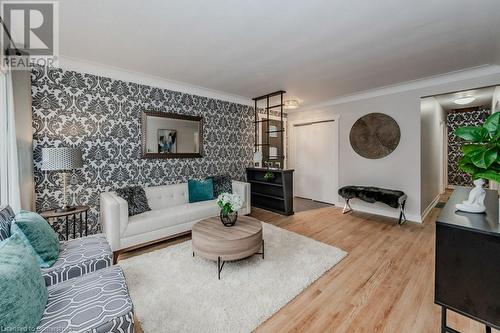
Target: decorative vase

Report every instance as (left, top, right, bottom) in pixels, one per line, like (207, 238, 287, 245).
(456, 179, 486, 213)
(220, 210, 238, 227)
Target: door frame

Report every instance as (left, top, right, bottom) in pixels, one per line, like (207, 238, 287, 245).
(440, 119, 448, 192)
(288, 114, 340, 203)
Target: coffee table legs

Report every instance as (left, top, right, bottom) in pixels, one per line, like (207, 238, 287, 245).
(217, 257, 225, 280)
(255, 239, 265, 259)
(216, 239, 265, 280)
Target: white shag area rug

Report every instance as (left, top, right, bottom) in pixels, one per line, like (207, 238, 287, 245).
(120, 223, 347, 333)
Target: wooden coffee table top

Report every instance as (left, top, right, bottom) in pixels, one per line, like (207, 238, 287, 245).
(192, 216, 263, 261)
(192, 216, 262, 241)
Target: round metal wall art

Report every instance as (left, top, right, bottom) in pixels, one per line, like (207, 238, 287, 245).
(349, 113, 401, 159)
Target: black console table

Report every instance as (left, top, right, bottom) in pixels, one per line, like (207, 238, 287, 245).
(246, 168, 294, 215)
(435, 186, 500, 333)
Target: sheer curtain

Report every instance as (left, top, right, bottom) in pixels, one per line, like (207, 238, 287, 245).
(0, 63, 21, 212)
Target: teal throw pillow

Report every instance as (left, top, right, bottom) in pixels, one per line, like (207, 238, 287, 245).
(12, 210, 59, 268)
(0, 233, 48, 332)
(188, 178, 215, 203)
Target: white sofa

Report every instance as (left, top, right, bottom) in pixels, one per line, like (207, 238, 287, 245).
(100, 180, 251, 256)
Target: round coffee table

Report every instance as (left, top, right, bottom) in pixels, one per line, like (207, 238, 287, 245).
(192, 216, 264, 279)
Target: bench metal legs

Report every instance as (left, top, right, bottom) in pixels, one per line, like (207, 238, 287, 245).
(398, 200, 407, 225)
(342, 199, 353, 214)
(342, 198, 407, 225)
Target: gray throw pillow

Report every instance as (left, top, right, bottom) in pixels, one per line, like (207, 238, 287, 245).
(210, 175, 232, 197)
(0, 205, 14, 241)
(115, 186, 151, 216)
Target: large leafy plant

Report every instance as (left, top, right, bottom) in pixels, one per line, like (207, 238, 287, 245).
(455, 112, 500, 183)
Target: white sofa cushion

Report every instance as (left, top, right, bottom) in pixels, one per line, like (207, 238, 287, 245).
(178, 200, 220, 223)
(124, 199, 219, 237)
(145, 183, 189, 211)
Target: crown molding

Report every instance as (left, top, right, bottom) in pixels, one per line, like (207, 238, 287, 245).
(56, 55, 253, 106)
(290, 64, 500, 113)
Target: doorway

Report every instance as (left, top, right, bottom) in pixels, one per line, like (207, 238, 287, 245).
(293, 120, 337, 204)
(420, 84, 500, 216)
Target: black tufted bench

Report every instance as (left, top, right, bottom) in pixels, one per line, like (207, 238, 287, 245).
(338, 186, 407, 224)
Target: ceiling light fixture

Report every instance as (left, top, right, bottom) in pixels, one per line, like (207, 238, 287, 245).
(284, 99, 299, 110)
(454, 97, 476, 105)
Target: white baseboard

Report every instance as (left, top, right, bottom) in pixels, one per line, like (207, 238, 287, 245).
(334, 201, 421, 223)
(420, 194, 441, 223)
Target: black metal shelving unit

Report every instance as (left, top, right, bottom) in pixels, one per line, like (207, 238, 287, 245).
(246, 168, 294, 215)
(252, 90, 285, 167)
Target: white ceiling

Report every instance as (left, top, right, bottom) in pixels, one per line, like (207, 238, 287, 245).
(434, 86, 497, 111)
(59, 0, 500, 107)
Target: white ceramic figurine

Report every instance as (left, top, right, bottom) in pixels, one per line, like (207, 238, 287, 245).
(456, 179, 486, 213)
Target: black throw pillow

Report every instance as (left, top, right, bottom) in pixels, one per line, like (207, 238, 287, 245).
(209, 175, 232, 197)
(115, 186, 151, 216)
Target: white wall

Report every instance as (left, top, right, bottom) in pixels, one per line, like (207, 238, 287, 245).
(420, 97, 445, 218)
(287, 66, 500, 222)
(288, 92, 421, 221)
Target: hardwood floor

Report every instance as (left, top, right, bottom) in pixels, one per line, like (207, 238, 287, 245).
(294, 197, 333, 213)
(122, 200, 497, 333)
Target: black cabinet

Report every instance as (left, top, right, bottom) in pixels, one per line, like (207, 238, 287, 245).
(435, 186, 500, 332)
(246, 168, 294, 215)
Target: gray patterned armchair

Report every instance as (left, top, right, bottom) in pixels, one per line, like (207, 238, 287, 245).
(41, 233, 112, 286)
(1, 204, 114, 287)
(0, 205, 135, 332)
(36, 266, 135, 333)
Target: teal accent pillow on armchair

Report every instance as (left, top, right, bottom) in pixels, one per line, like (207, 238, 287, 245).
(12, 210, 59, 268)
(0, 233, 48, 331)
(188, 178, 215, 203)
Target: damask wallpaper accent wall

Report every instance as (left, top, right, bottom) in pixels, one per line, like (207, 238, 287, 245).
(447, 108, 490, 186)
(31, 66, 254, 238)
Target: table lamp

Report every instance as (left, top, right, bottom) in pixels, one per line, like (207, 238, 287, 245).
(41, 147, 83, 212)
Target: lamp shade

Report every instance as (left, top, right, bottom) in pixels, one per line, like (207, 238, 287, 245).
(41, 147, 83, 171)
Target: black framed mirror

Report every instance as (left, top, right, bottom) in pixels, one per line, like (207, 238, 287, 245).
(141, 111, 203, 159)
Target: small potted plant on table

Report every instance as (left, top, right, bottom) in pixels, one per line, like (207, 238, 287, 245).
(264, 171, 275, 182)
(217, 193, 243, 227)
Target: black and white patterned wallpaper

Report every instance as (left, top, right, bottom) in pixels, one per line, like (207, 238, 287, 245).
(32, 66, 254, 237)
(447, 109, 490, 187)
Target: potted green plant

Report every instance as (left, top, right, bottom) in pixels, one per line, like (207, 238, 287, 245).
(217, 193, 243, 227)
(264, 171, 275, 182)
(454, 112, 500, 215)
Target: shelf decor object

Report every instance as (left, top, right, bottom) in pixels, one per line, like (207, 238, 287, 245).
(41, 147, 83, 212)
(253, 150, 263, 167)
(264, 171, 275, 182)
(349, 113, 400, 159)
